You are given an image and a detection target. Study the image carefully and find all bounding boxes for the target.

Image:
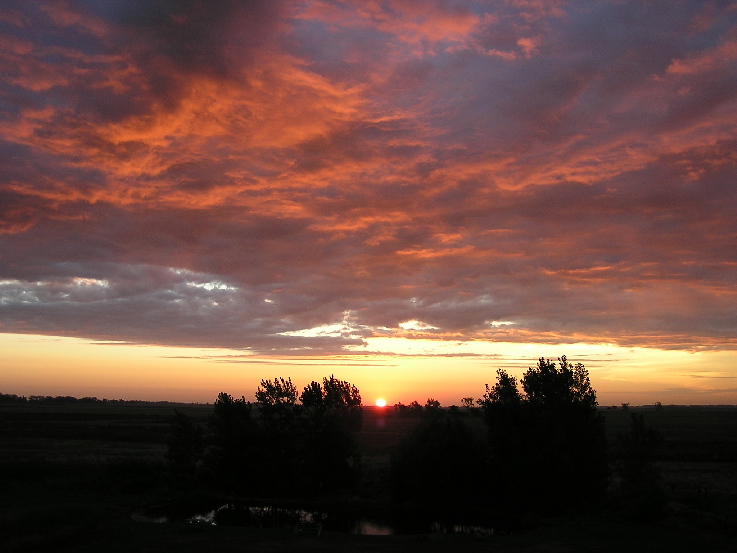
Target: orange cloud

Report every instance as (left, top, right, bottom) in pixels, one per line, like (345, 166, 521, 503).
(1, 0, 736, 359)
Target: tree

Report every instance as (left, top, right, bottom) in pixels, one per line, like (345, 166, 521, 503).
(424, 398, 441, 412)
(301, 375, 361, 406)
(166, 409, 203, 475)
(206, 392, 261, 491)
(480, 369, 522, 408)
(299, 375, 363, 491)
(617, 413, 663, 492)
(195, 376, 364, 497)
(391, 414, 486, 517)
(255, 377, 298, 404)
(521, 355, 596, 411)
(209, 392, 255, 453)
(300, 380, 324, 409)
(255, 377, 299, 435)
(477, 370, 525, 511)
(300, 374, 362, 431)
(252, 378, 304, 493)
(481, 356, 607, 511)
(615, 413, 665, 520)
(478, 369, 523, 442)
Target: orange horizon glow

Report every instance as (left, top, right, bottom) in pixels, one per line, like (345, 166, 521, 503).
(1, 3, 736, 406)
(2, 333, 736, 407)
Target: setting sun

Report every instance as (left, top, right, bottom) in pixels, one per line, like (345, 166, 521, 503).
(0, 1, 736, 410)
(375, 398, 387, 407)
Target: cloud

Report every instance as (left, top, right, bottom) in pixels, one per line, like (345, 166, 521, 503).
(1, 1, 736, 354)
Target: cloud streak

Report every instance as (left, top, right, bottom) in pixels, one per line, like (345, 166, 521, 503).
(1, 0, 736, 355)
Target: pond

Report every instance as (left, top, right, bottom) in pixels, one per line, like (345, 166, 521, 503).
(183, 503, 496, 537)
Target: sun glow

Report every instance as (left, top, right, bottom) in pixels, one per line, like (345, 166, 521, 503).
(375, 398, 387, 407)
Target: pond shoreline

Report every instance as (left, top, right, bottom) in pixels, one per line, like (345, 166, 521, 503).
(133, 492, 506, 537)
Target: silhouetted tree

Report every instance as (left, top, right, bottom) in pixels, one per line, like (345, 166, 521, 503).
(424, 398, 441, 412)
(166, 409, 203, 475)
(206, 392, 262, 492)
(301, 374, 362, 431)
(481, 357, 607, 512)
(0, 393, 27, 403)
(522, 356, 597, 410)
(617, 413, 663, 490)
(256, 377, 298, 440)
(480, 369, 522, 408)
(255, 376, 299, 405)
(251, 378, 303, 493)
(615, 412, 665, 521)
(461, 396, 475, 409)
(255, 377, 299, 433)
(477, 370, 525, 510)
(298, 375, 363, 491)
(391, 414, 486, 518)
(526, 357, 606, 508)
(200, 376, 365, 496)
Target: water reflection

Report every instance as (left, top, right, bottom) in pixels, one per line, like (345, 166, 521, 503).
(187, 509, 216, 526)
(185, 503, 494, 537)
(131, 513, 169, 524)
(187, 504, 324, 531)
(351, 519, 393, 535)
(430, 521, 495, 536)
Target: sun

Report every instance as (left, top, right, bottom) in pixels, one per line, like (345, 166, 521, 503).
(375, 398, 387, 407)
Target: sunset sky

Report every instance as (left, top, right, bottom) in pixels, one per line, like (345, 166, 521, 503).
(1, 1, 736, 406)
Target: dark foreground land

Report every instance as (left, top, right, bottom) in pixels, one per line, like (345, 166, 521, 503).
(1, 402, 736, 552)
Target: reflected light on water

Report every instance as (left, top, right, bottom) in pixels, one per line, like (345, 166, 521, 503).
(352, 519, 393, 535)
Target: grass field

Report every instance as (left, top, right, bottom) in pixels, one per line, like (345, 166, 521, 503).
(1, 401, 736, 552)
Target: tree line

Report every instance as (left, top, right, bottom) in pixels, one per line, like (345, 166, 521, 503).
(0, 393, 195, 405)
(168, 374, 362, 496)
(167, 357, 663, 522)
(390, 355, 608, 522)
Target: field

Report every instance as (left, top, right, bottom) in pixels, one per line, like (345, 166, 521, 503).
(1, 401, 736, 552)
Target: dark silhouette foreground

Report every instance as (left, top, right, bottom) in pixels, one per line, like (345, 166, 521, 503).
(169, 357, 609, 526)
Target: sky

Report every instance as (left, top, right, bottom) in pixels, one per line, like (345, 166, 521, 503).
(1, 0, 736, 406)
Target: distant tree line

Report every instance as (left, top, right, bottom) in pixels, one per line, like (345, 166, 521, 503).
(0, 393, 189, 405)
(393, 397, 444, 415)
